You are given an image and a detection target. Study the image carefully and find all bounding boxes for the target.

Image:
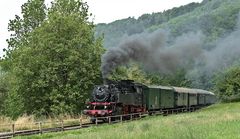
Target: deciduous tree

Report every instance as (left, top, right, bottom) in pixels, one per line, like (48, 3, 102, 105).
(214, 66, 240, 102)
(2, 0, 103, 118)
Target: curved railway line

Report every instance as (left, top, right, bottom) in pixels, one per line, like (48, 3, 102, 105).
(0, 106, 202, 139)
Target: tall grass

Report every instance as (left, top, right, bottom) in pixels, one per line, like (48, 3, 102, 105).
(0, 116, 13, 125)
(15, 102, 240, 139)
(0, 114, 89, 133)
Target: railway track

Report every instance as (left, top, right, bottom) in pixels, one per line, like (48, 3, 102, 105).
(0, 122, 96, 139)
(0, 106, 201, 139)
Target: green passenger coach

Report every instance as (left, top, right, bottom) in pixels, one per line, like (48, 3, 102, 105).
(144, 86, 175, 111)
(144, 85, 216, 111)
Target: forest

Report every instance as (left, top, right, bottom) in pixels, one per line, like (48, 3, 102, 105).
(0, 0, 240, 119)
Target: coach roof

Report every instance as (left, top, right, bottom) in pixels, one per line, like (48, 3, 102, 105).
(148, 85, 173, 90)
(172, 87, 214, 95)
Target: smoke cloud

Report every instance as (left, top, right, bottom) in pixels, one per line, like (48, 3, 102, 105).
(203, 23, 240, 73)
(101, 13, 240, 80)
(101, 30, 204, 78)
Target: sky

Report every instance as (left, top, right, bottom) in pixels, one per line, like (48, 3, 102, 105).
(0, 0, 203, 57)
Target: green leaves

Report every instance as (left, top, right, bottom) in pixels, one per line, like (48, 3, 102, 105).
(214, 66, 240, 102)
(5, 0, 46, 59)
(109, 64, 151, 85)
(2, 0, 104, 118)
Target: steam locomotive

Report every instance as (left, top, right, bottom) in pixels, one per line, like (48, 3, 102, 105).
(83, 80, 216, 122)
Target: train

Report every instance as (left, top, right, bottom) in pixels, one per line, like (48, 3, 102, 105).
(83, 80, 216, 122)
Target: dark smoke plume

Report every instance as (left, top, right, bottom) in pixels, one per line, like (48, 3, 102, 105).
(101, 12, 240, 80)
(101, 30, 204, 78)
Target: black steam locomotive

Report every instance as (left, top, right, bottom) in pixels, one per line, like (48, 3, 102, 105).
(83, 80, 216, 122)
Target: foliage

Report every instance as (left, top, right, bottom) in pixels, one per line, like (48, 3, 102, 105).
(158, 0, 240, 41)
(1, 0, 103, 118)
(95, 2, 201, 49)
(108, 64, 191, 87)
(108, 64, 151, 85)
(147, 69, 191, 87)
(214, 66, 240, 102)
(96, 0, 240, 49)
(4, 0, 46, 58)
(0, 67, 9, 115)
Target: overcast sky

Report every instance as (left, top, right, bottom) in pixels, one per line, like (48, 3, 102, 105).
(0, 0, 203, 56)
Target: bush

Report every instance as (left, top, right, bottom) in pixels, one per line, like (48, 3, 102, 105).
(214, 66, 240, 102)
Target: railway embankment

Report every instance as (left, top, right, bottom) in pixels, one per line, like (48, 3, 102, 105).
(14, 102, 240, 139)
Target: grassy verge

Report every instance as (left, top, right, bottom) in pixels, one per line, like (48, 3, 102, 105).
(0, 115, 89, 133)
(14, 102, 240, 139)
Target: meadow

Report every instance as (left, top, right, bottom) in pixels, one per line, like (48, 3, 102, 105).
(14, 102, 240, 139)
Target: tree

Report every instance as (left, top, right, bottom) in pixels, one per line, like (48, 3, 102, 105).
(4, 0, 46, 58)
(2, 0, 103, 118)
(0, 67, 8, 115)
(146, 69, 191, 87)
(109, 64, 151, 85)
(108, 64, 191, 88)
(214, 66, 240, 102)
